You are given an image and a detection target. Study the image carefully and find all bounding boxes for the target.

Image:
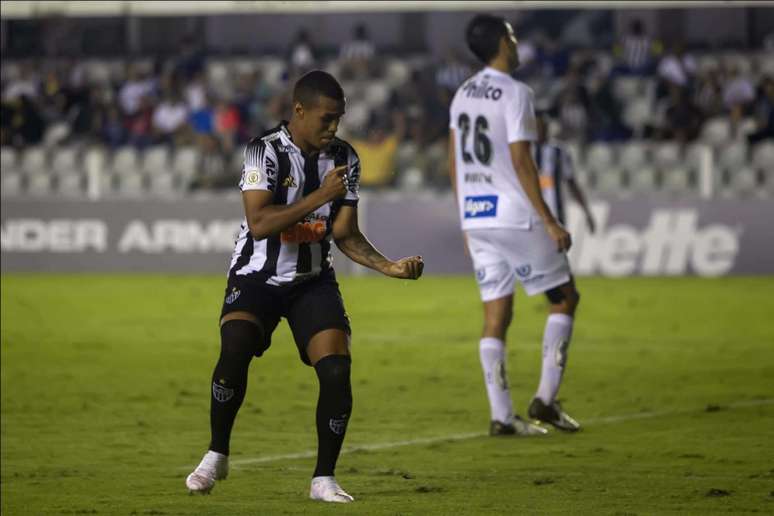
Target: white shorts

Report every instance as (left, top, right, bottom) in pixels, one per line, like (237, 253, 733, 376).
(466, 224, 572, 301)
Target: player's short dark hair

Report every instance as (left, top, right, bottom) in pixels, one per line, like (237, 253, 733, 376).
(466, 14, 509, 64)
(292, 70, 345, 108)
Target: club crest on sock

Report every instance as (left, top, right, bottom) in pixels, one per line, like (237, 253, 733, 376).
(329, 414, 348, 435)
(213, 381, 235, 402)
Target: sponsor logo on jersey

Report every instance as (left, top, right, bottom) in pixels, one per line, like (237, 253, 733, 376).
(278, 144, 299, 154)
(462, 78, 503, 100)
(281, 216, 328, 244)
(464, 195, 498, 218)
(464, 172, 493, 184)
(225, 287, 241, 304)
(282, 175, 297, 188)
(212, 381, 235, 403)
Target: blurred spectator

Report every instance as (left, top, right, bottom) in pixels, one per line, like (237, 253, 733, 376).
(748, 76, 774, 143)
(119, 66, 156, 117)
(175, 34, 205, 80)
(694, 67, 724, 117)
(553, 66, 590, 141)
(152, 91, 190, 145)
(3, 63, 39, 101)
(657, 42, 697, 90)
(288, 29, 316, 77)
(614, 19, 660, 75)
(214, 99, 240, 154)
(587, 70, 631, 141)
(3, 95, 45, 146)
(350, 112, 405, 188)
(189, 134, 231, 190)
(660, 85, 703, 143)
(723, 65, 756, 111)
(126, 95, 154, 148)
(99, 105, 127, 148)
(339, 24, 376, 79)
(184, 71, 208, 112)
(435, 49, 473, 95)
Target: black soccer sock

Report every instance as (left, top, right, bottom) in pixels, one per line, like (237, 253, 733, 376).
(313, 355, 353, 477)
(208, 320, 262, 455)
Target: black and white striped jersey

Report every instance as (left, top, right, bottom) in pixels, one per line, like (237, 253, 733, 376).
(533, 142, 575, 225)
(228, 122, 361, 286)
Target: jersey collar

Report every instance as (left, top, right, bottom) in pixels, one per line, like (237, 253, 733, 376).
(482, 66, 512, 79)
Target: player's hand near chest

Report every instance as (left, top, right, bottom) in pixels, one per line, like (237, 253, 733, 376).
(332, 205, 424, 280)
(318, 165, 349, 202)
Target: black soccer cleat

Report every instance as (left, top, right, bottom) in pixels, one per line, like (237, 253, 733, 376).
(528, 398, 581, 432)
(489, 415, 548, 436)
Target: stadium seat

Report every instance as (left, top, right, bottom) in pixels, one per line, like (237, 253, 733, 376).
(51, 146, 81, 176)
(697, 54, 720, 74)
(686, 142, 712, 169)
(111, 146, 139, 175)
(628, 166, 658, 193)
(618, 142, 649, 172)
(661, 167, 693, 194)
(718, 141, 748, 170)
(142, 145, 170, 175)
(653, 142, 682, 169)
(700, 117, 732, 147)
(173, 146, 202, 183)
(340, 101, 370, 134)
(758, 53, 774, 77)
(720, 167, 758, 198)
(115, 170, 145, 196)
(232, 58, 259, 76)
(751, 141, 774, 171)
(257, 57, 286, 89)
(84, 59, 112, 85)
(364, 80, 391, 108)
(1, 170, 23, 196)
(585, 143, 615, 171)
(55, 171, 84, 196)
(148, 171, 177, 195)
(384, 58, 410, 88)
(26, 171, 52, 196)
(592, 167, 625, 194)
(721, 53, 753, 75)
(1, 146, 18, 171)
(20, 146, 48, 176)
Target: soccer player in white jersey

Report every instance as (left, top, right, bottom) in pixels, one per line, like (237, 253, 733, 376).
(449, 15, 581, 436)
(185, 70, 424, 503)
(534, 111, 596, 234)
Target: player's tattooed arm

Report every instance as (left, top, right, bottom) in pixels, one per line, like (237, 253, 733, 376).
(332, 205, 423, 280)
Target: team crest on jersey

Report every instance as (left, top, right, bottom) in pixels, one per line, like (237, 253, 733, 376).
(516, 264, 532, 279)
(225, 287, 241, 304)
(283, 175, 297, 188)
(212, 381, 235, 403)
(476, 268, 486, 282)
(329, 414, 349, 435)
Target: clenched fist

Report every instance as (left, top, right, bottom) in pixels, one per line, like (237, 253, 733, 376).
(385, 256, 424, 280)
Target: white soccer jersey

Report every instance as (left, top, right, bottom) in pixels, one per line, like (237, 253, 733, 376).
(534, 142, 574, 225)
(229, 122, 360, 286)
(449, 66, 538, 231)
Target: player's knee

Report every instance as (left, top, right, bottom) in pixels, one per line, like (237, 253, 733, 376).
(220, 319, 265, 359)
(314, 354, 351, 384)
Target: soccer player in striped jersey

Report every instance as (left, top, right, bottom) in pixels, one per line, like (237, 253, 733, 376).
(185, 70, 424, 503)
(449, 15, 582, 437)
(533, 111, 596, 234)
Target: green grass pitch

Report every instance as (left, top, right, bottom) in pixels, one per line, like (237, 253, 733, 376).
(2, 274, 773, 515)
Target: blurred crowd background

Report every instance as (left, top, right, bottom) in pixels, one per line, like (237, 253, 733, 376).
(2, 6, 773, 198)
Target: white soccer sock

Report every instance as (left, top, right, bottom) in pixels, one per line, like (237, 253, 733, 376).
(479, 337, 513, 423)
(536, 314, 574, 405)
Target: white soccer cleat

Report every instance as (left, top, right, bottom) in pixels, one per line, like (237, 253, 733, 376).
(186, 450, 228, 494)
(309, 476, 355, 503)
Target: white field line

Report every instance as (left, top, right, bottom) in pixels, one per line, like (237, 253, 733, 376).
(210, 398, 773, 469)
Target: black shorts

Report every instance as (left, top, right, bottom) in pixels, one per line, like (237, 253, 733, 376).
(219, 269, 351, 365)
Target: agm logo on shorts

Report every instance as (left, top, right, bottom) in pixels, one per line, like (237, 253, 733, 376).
(464, 196, 498, 218)
(225, 287, 241, 304)
(515, 264, 532, 278)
